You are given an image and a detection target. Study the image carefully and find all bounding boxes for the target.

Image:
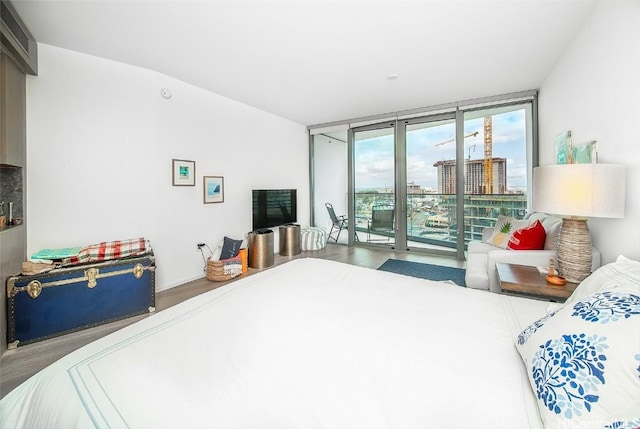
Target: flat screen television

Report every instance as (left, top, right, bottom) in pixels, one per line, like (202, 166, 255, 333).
(252, 189, 297, 231)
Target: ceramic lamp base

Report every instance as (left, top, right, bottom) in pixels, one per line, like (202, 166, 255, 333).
(557, 217, 592, 284)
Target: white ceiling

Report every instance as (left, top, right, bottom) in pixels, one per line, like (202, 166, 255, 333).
(11, 0, 597, 127)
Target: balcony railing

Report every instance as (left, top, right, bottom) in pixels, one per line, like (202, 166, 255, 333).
(354, 192, 527, 249)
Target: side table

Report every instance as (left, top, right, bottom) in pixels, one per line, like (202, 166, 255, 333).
(496, 262, 578, 302)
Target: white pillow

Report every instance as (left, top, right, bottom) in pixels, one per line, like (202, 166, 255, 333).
(564, 255, 640, 307)
(484, 215, 530, 249)
(210, 240, 223, 261)
(516, 284, 640, 429)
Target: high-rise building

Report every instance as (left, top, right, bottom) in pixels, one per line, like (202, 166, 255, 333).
(407, 181, 423, 194)
(433, 158, 507, 194)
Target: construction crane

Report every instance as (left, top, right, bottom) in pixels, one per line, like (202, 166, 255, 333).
(434, 131, 479, 148)
(433, 120, 493, 195)
(467, 145, 476, 160)
(483, 116, 493, 194)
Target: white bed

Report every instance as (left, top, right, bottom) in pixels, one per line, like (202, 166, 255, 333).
(0, 258, 588, 428)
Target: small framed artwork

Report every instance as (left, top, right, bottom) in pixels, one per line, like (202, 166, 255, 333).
(203, 176, 224, 204)
(172, 159, 196, 186)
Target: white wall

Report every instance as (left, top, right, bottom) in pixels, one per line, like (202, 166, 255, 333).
(26, 44, 309, 292)
(312, 133, 349, 231)
(539, 0, 640, 264)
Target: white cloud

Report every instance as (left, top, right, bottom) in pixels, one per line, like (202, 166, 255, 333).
(354, 110, 529, 189)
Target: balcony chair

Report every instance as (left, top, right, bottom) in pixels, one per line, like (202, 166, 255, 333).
(325, 203, 348, 243)
(367, 206, 395, 243)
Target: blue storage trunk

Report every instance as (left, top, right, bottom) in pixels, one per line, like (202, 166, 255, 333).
(6, 254, 155, 348)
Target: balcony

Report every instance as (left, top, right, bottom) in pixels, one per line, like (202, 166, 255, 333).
(354, 192, 527, 249)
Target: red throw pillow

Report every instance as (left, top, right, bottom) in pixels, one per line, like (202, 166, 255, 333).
(507, 220, 546, 250)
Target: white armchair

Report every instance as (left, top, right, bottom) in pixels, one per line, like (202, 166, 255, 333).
(465, 212, 601, 293)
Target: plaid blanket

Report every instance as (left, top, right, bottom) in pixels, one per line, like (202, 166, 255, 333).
(62, 237, 148, 266)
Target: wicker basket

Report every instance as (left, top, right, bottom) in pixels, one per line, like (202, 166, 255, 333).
(206, 254, 242, 281)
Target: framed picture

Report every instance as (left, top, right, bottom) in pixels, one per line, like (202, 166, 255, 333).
(203, 176, 224, 204)
(172, 159, 195, 186)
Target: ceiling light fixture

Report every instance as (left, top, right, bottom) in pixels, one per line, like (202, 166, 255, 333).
(386, 74, 398, 81)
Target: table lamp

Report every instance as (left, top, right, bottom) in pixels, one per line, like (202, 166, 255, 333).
(533, 164, 626, 283)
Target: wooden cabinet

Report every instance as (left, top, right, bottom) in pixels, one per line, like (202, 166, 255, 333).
(1, 53, 26, 167)
(0, 0, 36, 355)
(1, 53, 27, 356)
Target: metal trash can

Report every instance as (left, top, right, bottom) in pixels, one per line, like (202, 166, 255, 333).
(279, 224, 301, 256)
(248, 230, 274, 269)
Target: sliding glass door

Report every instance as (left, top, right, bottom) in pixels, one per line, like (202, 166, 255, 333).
(311, 93, 537, 256)
(350, 114, 464, 253)
(350, 115, 463, 253)
(403, 114, 460, 253)
(346, 100, 534, 256)
(463, 104, 533, 243)
(352, 122, 397, 248)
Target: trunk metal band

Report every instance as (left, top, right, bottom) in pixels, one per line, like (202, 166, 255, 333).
(7, 263, 154, 299)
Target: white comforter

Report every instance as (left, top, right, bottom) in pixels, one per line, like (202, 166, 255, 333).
(0, 258, 548, 428)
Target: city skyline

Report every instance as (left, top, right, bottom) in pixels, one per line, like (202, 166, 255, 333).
(354, 108, 528, 192)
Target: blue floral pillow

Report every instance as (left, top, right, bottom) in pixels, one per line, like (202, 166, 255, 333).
(564, 255, 640, 308)
(516, 284, 640, 429)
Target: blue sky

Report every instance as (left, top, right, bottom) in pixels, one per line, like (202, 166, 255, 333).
(354, 109, 527, 191)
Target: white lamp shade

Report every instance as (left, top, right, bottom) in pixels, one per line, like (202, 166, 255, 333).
(533, 164, 626, 218)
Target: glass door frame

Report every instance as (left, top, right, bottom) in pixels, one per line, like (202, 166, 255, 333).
(348, 120, 400, 247)
(400, 111, 462, 257)
(348, 111, 466, 259)
(347, 119, 398, 249)
(311, 91, 539, 256)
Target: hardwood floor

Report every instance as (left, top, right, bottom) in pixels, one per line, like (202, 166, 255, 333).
(0, 244, 464, 399)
